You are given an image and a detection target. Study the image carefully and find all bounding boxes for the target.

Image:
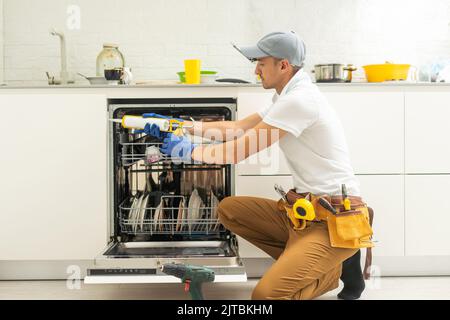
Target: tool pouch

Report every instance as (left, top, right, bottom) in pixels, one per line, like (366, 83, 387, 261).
(327, 205, 375, 280)
(327, 207, 373, 248)
(285, 189, 375, 279)
(336, 208, 373, 241)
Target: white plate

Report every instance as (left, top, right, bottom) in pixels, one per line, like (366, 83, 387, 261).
(210, 191, 220, 231)
(139, 194, 149, 232)
(153, 201, 164, 232)
(176, 198, 185, 231)
(132, 194, 144, 233)
(187, 193, 195, 232)
(188, 189, 200, 232)
(128, 196, 138, 220)
(190, 189, 205, 232)
(159, 199, 168, 231)
(129, 195, 140, 222)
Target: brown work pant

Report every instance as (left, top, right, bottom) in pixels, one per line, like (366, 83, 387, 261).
(217, 196, 358, 300)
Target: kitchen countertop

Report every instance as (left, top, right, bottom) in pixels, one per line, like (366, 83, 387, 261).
(1, 81, 450, 100)
(1, 81, 450, 89)
(0, 83, 261, 89)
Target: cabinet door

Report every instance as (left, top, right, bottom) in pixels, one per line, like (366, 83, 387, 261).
(405, 92, 450, 173)
(235, 175, 293, 200)
(324, 92, 404, 174)
(236, 92, 291, 175)
(357, 175, 404, 257)
(234, 175, 293, 258)
(405, 175, 450, 256)
(0, 94, 108, 260)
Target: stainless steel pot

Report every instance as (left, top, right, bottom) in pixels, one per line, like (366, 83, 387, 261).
(312, 64, 357, 83)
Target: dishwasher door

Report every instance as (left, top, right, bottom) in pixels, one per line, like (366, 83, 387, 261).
(84, 240, 247, 284)
(85, 99, 247, 284)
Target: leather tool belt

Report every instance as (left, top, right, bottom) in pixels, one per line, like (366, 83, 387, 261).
(278, 189, 375, 280)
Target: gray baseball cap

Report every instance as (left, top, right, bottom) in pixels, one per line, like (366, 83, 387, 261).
(233, 31, 306, 67)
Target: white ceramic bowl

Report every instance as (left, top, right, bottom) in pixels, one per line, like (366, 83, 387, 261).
(200, 74, 219, 84)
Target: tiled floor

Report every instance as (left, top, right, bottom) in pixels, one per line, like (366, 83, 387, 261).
(1, 277, 450, 300)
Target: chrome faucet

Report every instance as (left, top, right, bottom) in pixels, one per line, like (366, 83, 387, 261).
(49, 28, 68, 84)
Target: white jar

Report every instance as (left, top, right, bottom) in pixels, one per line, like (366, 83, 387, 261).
(96, 43, 125, 76)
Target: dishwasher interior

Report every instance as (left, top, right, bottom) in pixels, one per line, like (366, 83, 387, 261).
(85, 98, 246, 283)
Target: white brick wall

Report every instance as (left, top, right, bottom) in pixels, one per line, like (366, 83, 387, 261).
(2, 0, 450, 85)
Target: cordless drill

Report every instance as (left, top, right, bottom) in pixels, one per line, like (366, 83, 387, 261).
(161, 263, 215, 300)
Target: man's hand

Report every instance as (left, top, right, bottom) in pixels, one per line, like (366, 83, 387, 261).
(136, 113, 183, 139)
(160, 133, 197, 163)
(143, 123, 167, 140)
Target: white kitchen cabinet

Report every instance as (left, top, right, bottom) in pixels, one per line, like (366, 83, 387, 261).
(236, 92, 291, 175)
(324, 92, 404, 174)
(357, 175, 404, 257)
(235, 175, 293, 199)
(405, 175, 450, 256)
(405, 92, 450, 173)
(0, 94, 108, 260)
(236, 235, 271, 259)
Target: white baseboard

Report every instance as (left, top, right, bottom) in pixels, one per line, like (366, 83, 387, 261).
(0, 260, 92, 280)
(1, 256, 450, 280)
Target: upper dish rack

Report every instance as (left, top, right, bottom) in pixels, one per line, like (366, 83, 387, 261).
(119, 133, 216, 167)
(120, 141, 169, 166)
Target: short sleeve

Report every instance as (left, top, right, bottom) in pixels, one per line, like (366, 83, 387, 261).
(257, 93, 278, 119)
(257, 104, 271, 119)
(261, 94, 319, 137)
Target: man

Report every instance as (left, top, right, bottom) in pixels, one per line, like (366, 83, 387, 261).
(145, 31, 367, 300)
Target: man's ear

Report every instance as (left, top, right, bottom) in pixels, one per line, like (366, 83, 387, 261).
(281, 59, 290, 71)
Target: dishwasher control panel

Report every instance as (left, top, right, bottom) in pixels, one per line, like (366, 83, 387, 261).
(88, 268, 157, 276)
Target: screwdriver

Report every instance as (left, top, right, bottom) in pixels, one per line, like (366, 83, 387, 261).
(318, 197, 337, 215)
(341, 184, 351, 211)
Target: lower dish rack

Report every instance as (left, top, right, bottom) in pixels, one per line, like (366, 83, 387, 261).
(118, 194, 224, 235)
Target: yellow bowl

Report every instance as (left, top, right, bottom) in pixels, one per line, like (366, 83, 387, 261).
(363, 63, 411, 82)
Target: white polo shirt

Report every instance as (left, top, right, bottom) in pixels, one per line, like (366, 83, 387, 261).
(258, 69, 361, 196)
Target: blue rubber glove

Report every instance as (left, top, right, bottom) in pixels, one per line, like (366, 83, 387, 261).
(138, 113, 184, 138)
(142, 123, 167, 140)
(160, 133, 197, 163)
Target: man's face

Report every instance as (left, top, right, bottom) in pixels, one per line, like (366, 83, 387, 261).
(254, 56, 286, 89)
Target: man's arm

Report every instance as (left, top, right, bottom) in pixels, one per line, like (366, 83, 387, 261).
(191, 120, 287, 164)
(183, 113, 262, 141)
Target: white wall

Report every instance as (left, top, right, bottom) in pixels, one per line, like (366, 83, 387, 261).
(0, 0, 3, 83)
(2, 0, 450, 85)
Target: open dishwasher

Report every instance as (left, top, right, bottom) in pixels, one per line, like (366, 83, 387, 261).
(84, 98, 247, 284)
